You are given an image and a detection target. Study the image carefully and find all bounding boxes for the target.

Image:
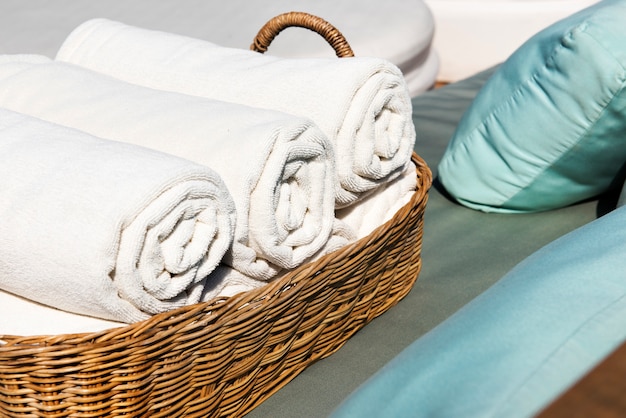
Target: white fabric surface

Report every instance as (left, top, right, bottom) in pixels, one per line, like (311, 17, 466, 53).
(337, 162, 417, 239)
(56, 18, 416, 208)
(0, 55, 336, 281)
(424, 0, 600, 81)
(0, 290, 125, 337)
(0, 0, 438, 97)
(0, 108, 236, 323)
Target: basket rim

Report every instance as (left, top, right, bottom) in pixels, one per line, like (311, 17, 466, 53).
(0, 152, 431, 348)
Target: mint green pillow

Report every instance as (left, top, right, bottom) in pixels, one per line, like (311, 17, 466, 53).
(438, 0, 626, 213)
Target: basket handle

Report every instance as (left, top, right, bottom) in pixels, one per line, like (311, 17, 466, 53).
(250, 11, 355, 58)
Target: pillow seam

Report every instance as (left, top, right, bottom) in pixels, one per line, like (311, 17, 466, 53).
(503, 26, 626, 210)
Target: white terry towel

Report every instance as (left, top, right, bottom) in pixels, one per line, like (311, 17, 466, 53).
(0, 56, 336, 281)
(0, 108, 236, 323)
(56, 18, 416, 208)
(336, 161, 417, 239)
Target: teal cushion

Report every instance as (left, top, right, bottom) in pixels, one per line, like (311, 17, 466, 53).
(330, 206, 626, 418)
(437, 0, 626, 213)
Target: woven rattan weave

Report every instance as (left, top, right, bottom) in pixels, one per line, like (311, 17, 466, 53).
(0, 12, 432, 418)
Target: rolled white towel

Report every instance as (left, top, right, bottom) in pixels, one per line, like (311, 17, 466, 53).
(56, 18, 416, 208)
(0, 108, 236, 323)
(0, 56, 336, 281)
(336, 161, 417, 239)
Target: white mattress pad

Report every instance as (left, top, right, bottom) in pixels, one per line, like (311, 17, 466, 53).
(0, 0, 438, 96)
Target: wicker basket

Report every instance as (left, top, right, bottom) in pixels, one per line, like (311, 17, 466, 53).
(0, 12, 432, 418)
